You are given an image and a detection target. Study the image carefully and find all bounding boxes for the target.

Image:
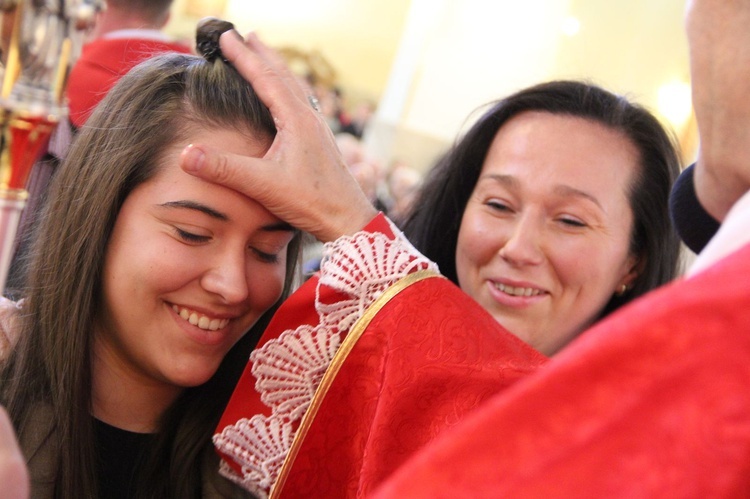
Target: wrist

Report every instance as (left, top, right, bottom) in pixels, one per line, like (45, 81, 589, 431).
(320, 204, 379, 242)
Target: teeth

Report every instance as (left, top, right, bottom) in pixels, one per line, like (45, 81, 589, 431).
(172, 305, 229, 331)
(495, 283, 543, 297)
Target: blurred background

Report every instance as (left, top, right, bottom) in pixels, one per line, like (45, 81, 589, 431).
(165, 0, 694, 175)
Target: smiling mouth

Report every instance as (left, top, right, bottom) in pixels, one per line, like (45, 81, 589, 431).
(493, 283, 545, 297)
(171, 305, 229, 331)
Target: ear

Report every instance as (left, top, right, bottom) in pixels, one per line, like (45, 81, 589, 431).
(619, 253, 645, 291)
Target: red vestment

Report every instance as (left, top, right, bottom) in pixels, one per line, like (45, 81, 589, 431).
(373, 242, 750, 498)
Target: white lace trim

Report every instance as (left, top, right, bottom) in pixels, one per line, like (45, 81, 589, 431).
(214, 218, 437, 496)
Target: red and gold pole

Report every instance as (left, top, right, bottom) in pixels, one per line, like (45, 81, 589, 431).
(0, 110, 57, 289)
(0, 0, 99, 291)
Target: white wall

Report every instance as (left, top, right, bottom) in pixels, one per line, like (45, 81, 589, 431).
(167, 0, 693, 172)
(367, 0, 692, 171)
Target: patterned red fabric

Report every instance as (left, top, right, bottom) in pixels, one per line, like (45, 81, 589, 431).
(276, 276, 546, 498)
(373, 242, 750, 498)
(67, 37, 192, 128)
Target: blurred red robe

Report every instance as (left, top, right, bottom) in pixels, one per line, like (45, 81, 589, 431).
(373, 241, 750, 498)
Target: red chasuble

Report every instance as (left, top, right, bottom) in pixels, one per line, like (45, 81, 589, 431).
(214, 214, 546, 498)
(373, 242, 750, 498)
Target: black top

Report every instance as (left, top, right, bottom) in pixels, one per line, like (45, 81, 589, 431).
(94, 418, 157, 499)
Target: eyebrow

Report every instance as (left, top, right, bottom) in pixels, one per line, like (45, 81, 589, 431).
(552, 185, 604, 210)
(482, 174, 604, 210)
(158, 200, 296, 232)
(160, 200, 229, 220)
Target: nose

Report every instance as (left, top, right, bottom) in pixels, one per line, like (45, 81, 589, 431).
(200, 247, 250, 304)
(498, 215, 544, 267)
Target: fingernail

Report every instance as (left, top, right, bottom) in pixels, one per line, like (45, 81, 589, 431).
(181, 144, 205, 173)
(221, 28, 244, 42)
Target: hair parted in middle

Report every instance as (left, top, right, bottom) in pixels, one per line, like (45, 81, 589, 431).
(402, 80, 682, 320)
(1, 47, 299, 498)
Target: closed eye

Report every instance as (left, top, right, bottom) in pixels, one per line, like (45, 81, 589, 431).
(175, 228, 210, 244)
(252, 248, 281, 264)
(486, 199, 513, 212)
(558, 217, 587, 228)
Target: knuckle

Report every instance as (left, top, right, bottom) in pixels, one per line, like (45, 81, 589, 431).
(211, 153, 234, 184)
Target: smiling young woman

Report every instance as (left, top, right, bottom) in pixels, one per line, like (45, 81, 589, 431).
(0, 28, 300, 499)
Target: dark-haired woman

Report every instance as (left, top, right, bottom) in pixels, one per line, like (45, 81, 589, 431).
(402, 80, 682, 355)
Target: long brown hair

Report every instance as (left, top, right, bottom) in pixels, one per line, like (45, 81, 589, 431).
(1, 53, 300, 497)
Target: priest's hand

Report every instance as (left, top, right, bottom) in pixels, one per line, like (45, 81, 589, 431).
(180, 31, 377, 243)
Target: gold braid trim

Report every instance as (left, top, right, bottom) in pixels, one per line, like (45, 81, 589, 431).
(271, 269, 443, 498)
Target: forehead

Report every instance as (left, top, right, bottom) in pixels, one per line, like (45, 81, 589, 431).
(126, 126, 276, 218)
(482, 111, 640, 196)
(150, 123, 269, 173)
